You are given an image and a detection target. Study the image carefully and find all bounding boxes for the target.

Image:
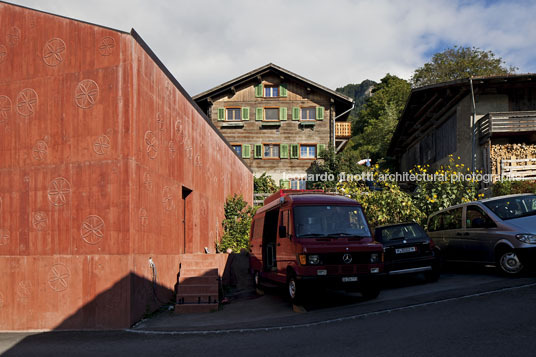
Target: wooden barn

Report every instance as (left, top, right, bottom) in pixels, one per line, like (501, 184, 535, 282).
(0, 2, 252, 330)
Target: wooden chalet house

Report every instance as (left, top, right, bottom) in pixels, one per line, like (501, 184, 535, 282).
(193, 63, 354, 188)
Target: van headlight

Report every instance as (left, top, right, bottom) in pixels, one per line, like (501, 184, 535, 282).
(308, 255, 320, 265)
(516, 234, 536, 244)
(370, 253, 379, 263)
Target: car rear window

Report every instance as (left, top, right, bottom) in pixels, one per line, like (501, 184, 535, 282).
(377, 223, 427, 242)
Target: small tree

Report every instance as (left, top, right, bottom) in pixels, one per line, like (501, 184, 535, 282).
(307, 146, 366, 190)
(217, 194, 255, 253)
(412, 46, 517, 87)
(254, 172, 277, 193)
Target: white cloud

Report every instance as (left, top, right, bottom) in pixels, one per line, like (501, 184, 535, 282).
(6, 0, 536, 94)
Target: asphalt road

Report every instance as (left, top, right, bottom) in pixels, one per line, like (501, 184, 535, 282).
(2, 268, 536, 356)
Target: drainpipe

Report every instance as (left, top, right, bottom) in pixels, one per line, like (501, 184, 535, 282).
(333, 102, 355, 150)
(470, 77, 477, 174)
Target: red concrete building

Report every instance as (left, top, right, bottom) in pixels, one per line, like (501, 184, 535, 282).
(0, 2, 252, 330)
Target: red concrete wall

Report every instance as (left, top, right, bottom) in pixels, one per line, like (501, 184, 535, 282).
(0, 3, 252, 330)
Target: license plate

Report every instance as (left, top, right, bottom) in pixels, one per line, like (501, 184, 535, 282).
(395, 246, 416, 254)
(342, 277, 358, 282)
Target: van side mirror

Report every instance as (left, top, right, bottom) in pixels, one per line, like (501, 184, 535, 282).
(279, 225, 287, 238)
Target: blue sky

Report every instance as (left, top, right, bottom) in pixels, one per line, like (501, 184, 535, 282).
(6, 0, 536, 94)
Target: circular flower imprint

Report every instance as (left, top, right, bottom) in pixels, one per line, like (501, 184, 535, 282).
(80, 215, 105, 245)
(75, 79, 99, 109)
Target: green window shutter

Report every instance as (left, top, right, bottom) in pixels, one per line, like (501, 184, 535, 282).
(292, 107, 300, 121)
(279, 83, 288, 97)
(217, 108, 225, 121)
(280, 144, 289, 159)
(290, 144, 299, 159)
(316, 106, 324, 120)
(255, 107, 263, 121)
(254, 144, 263, 158)
(279, 107, 287, 121)
(242, 144, 251, 158)
(255, 83, 263, 97)
(317, 144, 326, 157)
(242, 107, 249, 121)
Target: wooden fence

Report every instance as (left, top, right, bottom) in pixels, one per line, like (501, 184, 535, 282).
(501, 158, 536, 180)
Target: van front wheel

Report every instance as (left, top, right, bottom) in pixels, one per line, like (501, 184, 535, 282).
(497, 250, 524, 275)
(287, 275, 302, 304)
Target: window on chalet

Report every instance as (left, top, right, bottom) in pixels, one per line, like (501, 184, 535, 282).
(264, 144, 280, 158)
(301, 108, 316, 120)
(264, 108, 279, 121)
(290, 179, 306, 190)
(300, 145, 316, 159)
(231, 144, 242, 157)
(226, 108, 241, 121)
(264, 86, 279, 97)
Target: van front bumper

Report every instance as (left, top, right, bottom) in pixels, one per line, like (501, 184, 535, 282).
(293, 264, 384, 287)
(516, 247, 536, 269)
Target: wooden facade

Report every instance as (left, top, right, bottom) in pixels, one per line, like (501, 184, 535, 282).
(0, 3, 252, 330)
(194, 64, 354, 186)
(389, 75, 536, 182)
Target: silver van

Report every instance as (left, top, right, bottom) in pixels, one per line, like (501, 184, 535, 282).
(427, 194, 536, 275)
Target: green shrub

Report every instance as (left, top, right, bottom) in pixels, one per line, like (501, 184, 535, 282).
(493, 180, 536, 196)
(217, 194, 256, 253)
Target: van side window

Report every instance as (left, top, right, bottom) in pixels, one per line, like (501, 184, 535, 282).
(466, 205, 496, 228)
(281, 210, 289, 233)
(252, 217, 264, 240)
(443, 208, 462, 230)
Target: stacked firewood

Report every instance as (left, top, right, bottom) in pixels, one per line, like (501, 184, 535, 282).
(490, 143, 536, 176)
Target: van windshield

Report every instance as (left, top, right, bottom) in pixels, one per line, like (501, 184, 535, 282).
(483, 195, 536, 220)
(293, 205, 371, 238)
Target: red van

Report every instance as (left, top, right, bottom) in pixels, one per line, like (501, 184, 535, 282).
(250, 190, 384, 303)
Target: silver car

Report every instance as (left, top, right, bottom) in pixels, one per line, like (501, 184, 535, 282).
(427, 194, 536, 275)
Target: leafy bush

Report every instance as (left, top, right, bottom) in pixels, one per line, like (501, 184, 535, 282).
(493, 180, 536, 196)
(338, 157, 485, 229)
(338, 174, 425, 229)
(217, 195, 256, 253)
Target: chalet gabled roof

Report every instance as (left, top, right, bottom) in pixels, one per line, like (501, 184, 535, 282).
(193, 63, 354, 110)
(388, 73, 536, 157)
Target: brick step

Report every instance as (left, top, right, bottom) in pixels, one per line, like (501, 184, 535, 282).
(179, 267, 219, 277)
(178, 284, 218, 295)
(174, 303, 218, 314)
(176, 293, 219, 304)
(178, 276, 219, 284)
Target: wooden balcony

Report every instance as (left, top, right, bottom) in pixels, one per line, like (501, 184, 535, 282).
(336, 122, 351, 138)
(477, 111, 536, 143)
